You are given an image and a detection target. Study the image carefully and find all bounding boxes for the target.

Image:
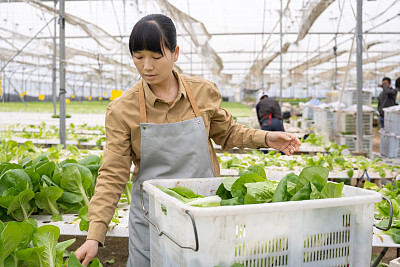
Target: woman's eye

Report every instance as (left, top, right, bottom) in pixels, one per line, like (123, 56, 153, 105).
(134, 55, 143, 59)
(153, 56, 162, 60)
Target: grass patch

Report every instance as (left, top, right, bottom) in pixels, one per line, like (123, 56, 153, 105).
(0, 101, 110, 114)
(0, 100, 253, 118)
(221, 102, 252, 117)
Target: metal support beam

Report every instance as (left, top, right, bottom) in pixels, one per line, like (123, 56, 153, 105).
(59, 0, 66, 147)
(279, 0, 283, 107)
(30, 32, 400, 40)
(356, 0, 364, 153)
(52, 0, 57, 116)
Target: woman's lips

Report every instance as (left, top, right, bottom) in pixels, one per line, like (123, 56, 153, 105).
(145, 74, 156, 80)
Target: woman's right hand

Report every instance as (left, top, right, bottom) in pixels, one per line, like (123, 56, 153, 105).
(74, 239, 100, 266)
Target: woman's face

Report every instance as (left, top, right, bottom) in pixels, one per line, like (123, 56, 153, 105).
(133, 46, 179, 86)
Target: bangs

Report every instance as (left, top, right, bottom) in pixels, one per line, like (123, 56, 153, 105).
(129, 22, 169, 56)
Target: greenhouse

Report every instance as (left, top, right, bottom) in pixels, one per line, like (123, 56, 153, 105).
(1, 0, 400, 266)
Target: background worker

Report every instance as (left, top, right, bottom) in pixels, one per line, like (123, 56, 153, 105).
(256, 91, 285, 131)
(377, 77, 398, 128)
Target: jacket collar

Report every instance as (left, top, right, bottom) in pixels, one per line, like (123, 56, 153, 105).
(142, 70, 187, 107)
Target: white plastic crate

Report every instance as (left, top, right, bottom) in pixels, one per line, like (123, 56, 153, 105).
(384, 110, 400, 135)
(335, 134, 373, 157)
(143, 177, 382, 267)
(337, 112, 373, 135)
(326, 90, 339, 104)
(313, 107, 336, 136)
(342, 89, 372, 107)
(312, 106, 322, 131)
(380, 130, 400, 158)
(302, 106, 314, 120)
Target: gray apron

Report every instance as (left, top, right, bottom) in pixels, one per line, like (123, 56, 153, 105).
(127, 76, 216, 266)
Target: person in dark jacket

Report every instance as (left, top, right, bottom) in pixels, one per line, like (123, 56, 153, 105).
(377, 77, 397, 128)
(256, 92, 284, 131)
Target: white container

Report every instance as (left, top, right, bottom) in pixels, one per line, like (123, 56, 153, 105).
(313, 107, 336, 137)
(143, 177, 382, 267)
(384, 109, 400, 135)
(336, 112, 373, 135)
(380, 130, 400, 158)
(342, 89, 372, 107)
(335, 134, 374, 157)
(303, 106, 316, 120)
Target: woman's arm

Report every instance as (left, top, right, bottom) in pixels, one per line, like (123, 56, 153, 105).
(75, 104, 133, 266)
(208, 84, 300, 154)
(87, 106, 133, 245)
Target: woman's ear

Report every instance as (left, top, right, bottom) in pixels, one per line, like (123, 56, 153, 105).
(173, 46, 179, 62)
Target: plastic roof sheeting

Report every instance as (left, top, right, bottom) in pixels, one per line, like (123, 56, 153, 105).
(0, 0, 399, 99)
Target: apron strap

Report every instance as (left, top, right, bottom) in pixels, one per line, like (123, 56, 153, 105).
(181, 77, 202, 118)
(139, 80, 147, 123)
(138, 75, 201, 123)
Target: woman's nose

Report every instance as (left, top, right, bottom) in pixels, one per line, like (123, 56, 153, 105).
(143, 58, 153, 71)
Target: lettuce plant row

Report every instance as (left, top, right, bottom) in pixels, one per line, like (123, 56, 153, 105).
(0, 218, 103, 266)
(219, 149, 399, 179)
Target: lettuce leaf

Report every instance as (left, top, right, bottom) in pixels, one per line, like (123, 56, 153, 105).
(244, 181, 277, 204)
(321, 182, 344, 199)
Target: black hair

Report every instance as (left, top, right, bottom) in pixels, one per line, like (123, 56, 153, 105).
(396, 77, 400, 89)
(129, 14, 177, 56)
(382, 77, 391, 85)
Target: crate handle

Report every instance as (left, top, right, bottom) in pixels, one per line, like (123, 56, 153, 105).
(374, 196, 393, 231)
(140, 183, 199, 251)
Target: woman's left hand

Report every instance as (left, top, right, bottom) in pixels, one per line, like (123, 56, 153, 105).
(265, 132, 301, 156)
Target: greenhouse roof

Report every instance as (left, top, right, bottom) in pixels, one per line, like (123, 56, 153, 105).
(0, 0, 399, 97)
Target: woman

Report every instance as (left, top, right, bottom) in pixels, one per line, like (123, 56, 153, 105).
(75, 14, 300, 266)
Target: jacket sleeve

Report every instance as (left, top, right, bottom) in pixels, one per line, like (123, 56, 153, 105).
(87, 104, 133, 246)
(208, 83, 267, 150)
(383, 85, 397, 98)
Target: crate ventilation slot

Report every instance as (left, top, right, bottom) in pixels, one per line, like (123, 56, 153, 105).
(303, 214, 351, 264)
(235, 225, 289, 267)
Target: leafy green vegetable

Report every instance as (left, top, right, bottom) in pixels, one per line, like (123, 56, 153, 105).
(272, 173, 299, 202)
(123, 180, 133, 205)
(246, 165, 266, 179)
(220, 197, 241, 206)
(244, 181, 277, 204)
(383, 228, 400, 243)
(216, 183, 232, 200)
(78, 206, 89, 231)
(157, 166, 343, 209)
(273, 166, 341, 203)
(170, 186, 203, 199)
(156, 185, 220, 207)
(290, 183, 312, 201)
(231, 173, 265, 199)
(0, 222, 24, 266)
(32, 225, 60, 266)
(321, 182, 344, 199)
(186, 196, 221, 207)
(0, 189, 36, 221)
(156, 185, 188, 203)
(297, 166, 328, 192)
(35, 186, 63, 221)
(60, 165, 90, 206)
